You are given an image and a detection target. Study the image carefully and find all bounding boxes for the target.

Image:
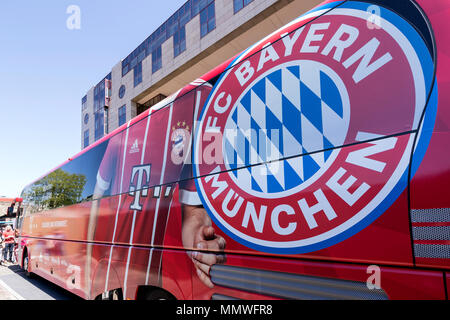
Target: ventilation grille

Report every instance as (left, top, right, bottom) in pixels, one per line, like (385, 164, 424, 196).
(210, 265, 388, 300)
(411, 208, 450, 260)
(411, 208, 450, 223)
(414, 244, 450, 259)
(412, 226, 450, 241)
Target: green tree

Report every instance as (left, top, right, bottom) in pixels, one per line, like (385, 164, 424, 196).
(26, 169, 86, 211)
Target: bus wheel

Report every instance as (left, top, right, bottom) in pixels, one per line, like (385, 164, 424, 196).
(96, 289, 123, 300)
(109, 289, 122, 300)
(139, 287, 174, 300)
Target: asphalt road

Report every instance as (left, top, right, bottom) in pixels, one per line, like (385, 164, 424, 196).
(0, 262, 81, 300)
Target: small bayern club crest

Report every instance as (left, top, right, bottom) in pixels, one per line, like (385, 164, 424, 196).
(193, 1, 436, 254)
(171, 121, 190, 159)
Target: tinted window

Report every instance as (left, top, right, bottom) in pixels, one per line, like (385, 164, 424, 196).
(118, 105, 127, 126)
(81, 95, 87, 111)
(84, 129, 89, 148)
(94, 112, 104, 141)
(174, 26, 186, 57)
(152, 46, 162, 73)
(134, 62, 143, 87)
(22, 141, 109, 213)
(234, 0, 253, 13)
(200, 1, 215, 37)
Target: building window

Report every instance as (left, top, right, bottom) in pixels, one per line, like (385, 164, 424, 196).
(81, 95, 87, 111)
(122, 64, 129, 77)
(174, 26, 186, 57)
(152, 46, 162, 73)
(121, 0, 211, 77)
(83, 130, 89, 148)
(92, 75, 110, 142)
(94, 112, 104, 141)
(118, 105, 127, 127)
(137, 93, 168, 115)
(200, 1, 215, 37)
(233, 0, 254, 13)
(134, 62, 142, 87)
(84, 113, 89, 125)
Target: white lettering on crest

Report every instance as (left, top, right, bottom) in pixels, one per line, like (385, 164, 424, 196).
(321, 23, 360, 62)
(233, 22, 393, 87)
(346, 137, 397, 172)
(204, 166, 228, 199)
(281, 28, 304, 56)
(271, 204, 297, 236)
(257, 44, 280, 72)
(342, 37, 393, 83)
(235, 60, 255, 86)
(301, 23, 330, 53)
(298, 189, 337, 230)
(242, 202, 267, 233)
(214, 92, 232, 114)
(326, 167, 371, 206)
(222, 189, 244, 218)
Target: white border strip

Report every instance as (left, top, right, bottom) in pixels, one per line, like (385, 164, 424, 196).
(104, 120, 131, 293)
(0, 279, 25, 300)
(123, 110, 153, 298)
(145, 103, 174, 285)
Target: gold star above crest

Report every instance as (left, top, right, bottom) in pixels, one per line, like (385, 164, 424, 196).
(172, 120, 190, 131)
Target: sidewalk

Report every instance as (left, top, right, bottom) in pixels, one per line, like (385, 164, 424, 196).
(0, 262, 19, 300)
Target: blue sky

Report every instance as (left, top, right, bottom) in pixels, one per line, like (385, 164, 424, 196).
(0, 1, 186, 197)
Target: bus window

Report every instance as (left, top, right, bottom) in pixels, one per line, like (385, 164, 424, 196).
(21, 140, 108, 214)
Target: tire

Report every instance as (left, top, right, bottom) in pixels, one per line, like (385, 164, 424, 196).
(141, 288, 174, 300)
(96, 289, 123, 300)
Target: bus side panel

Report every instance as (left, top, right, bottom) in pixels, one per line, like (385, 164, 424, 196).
(409, 0, 450, 269)
(90, 244, 123, 299)
(192, 254, 447, 300)
(19, 202, 92, 298)
(91, 187, 196, 300)
(161, 187, 196, 300)
(447, 273, 450, 299)
(26, 236, 88, 299)
(160, 248, 196, 300)
(20, 202, 125, 300)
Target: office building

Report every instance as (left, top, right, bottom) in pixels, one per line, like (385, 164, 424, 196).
(81, 0, 321, 148)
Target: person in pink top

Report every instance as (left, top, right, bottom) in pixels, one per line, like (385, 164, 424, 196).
(2, 225, 15, 263)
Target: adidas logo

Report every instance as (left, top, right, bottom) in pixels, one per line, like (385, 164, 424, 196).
(129, 139, 140, 154)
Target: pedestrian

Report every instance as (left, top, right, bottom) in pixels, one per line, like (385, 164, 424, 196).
(0, 228, 4, 266)
(13, 228, 19, 263)
(2, 225, 15, 263)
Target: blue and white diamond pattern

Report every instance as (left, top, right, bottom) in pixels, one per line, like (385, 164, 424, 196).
(224, 60, 350, 195)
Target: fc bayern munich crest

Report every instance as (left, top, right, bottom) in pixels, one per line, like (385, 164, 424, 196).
(194, 1, 437, 254)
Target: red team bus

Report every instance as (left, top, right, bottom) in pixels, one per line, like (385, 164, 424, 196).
(17, 0, 449, 300)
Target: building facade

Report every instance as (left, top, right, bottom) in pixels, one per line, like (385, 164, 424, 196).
(0, 198, 14, 217)
(81, 0, 322, 149)
(0, 198, 19, 226)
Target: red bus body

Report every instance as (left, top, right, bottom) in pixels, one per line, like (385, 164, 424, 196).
(18, 0, 449, 300)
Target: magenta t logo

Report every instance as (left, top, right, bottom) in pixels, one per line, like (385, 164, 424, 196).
(129, 164, 151, 211)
